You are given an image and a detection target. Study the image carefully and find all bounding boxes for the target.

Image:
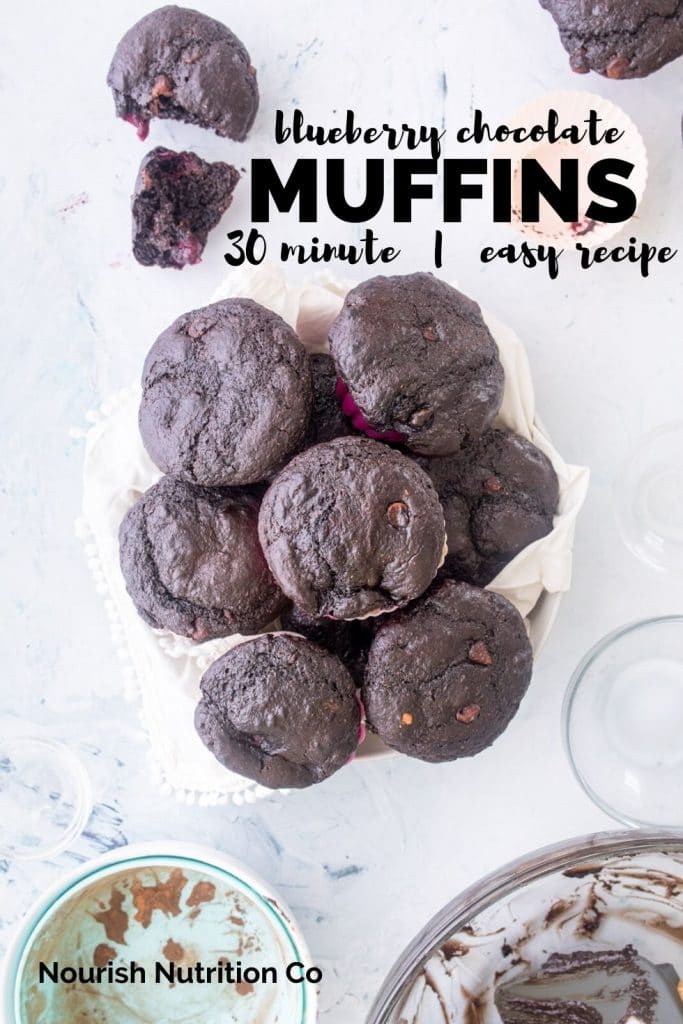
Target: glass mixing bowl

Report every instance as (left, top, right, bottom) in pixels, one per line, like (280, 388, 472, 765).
(366, 830, 683, 1024)
(0, 736, 92, 861)
(614, 421, 683, 574)
(563, 617, 683, 828)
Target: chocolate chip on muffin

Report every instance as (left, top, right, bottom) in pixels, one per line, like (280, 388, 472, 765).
(329, 273, 504, 456)
(417, 428, 559, 586)
(132, 147, 240, 269)
(539, 0, 683, 79)
(119, 476, 285, 641)
(281, 603, 373, 682)
(362, 580, 533, 760)
(195, 633, 361, 788)
(258, 436, 446, 620)
(107, 5, 259, 140)
(139, 298, 313, 486)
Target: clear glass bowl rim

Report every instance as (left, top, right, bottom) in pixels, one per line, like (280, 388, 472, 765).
(562, 615, 683, 828)
(613, 420, 683, 574)
(0, 735, 93, 861)
(364, 827, 683, 1024)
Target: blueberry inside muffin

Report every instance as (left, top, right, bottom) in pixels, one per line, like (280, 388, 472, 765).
(132, 147, 239, 269)
(107, 5, 259, 140)
(329, 273, 504, 456)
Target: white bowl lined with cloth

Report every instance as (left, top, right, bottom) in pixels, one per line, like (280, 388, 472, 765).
(77, 265, 589, 804)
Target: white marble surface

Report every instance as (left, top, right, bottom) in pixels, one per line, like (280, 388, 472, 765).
(1, 1, 682, 1020)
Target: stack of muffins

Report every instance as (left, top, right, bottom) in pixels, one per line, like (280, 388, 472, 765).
(119, 272, 560, 789)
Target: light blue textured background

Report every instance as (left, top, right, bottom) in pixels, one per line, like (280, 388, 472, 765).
(0, 2, 682, 1019)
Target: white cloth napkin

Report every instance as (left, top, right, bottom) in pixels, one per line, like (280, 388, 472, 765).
(78, 266, 589, 804)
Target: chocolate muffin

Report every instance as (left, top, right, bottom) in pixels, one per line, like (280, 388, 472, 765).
(195, 633, 361, 788)
(258, 437, 446, 619)
(280, 603, 372, 682)
(418, 429, 559, 586)
(329, 273, 504, 456)
(107, 5, 259, 140)
(119, 476, 285, 641)
(362, 580, 533, 761)
(539, 0, 683, 78)
(132, 147, 240, 269)
(301, 353, 353, 449)
(139, 298, 313, 486)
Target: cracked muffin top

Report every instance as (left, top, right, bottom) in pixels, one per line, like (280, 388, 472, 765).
(107, 5, 259, 140)
(539, 0, 683, 78)
(195, 633, 361, 789)
(139, 298, 313, 486)
(329, 273, 504, 456)
(362, 580, 534, 761)
(119, 475, 285, 641)
(258, 437, 446, 620)
(416, 428, 560, 586)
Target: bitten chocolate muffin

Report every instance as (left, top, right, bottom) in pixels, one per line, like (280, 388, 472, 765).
(258, 437, 446, 619)
(139, 298, 313, 486)
(107, 5, 259, 140)
(539, 0, 683, 78)
(300, 353, 353, 449)
(119, 476, 285, 641)
(362, 580, 533, 760)
(418, 429, 560, 586)
(132, 147, 240, 269)
(195, 633, 361, 788)
(329, 273, 504, 456)
(281, 604, 372, 682)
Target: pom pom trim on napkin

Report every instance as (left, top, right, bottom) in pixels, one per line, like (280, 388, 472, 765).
(76, 266, 589, 803)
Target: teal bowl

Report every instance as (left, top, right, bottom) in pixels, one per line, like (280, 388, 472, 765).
(1, 842, 317, 1024)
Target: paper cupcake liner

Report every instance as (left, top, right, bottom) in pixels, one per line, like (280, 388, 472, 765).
(78, 265, 589, 802)
(495, 90, 648, 247)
